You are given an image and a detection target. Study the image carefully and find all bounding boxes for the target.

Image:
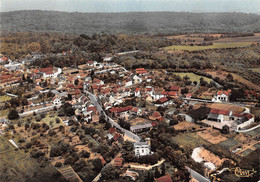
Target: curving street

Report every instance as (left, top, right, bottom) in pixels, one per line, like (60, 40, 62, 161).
(86, 91, 141, 142)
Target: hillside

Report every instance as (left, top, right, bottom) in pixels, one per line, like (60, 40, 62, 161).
(1, 10, 260, 35)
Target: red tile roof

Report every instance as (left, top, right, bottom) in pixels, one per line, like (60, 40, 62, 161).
(152, 111, 161, 118)
(135, 88, 140, 92)
(108, 127, 116, 134)
(210, 108, 230, 115)
(109, 106, 133, 113)
(45, 71, 53, 75)
(113, 133, 121, 141)
(157, 116, 164, 122)
(132, 107, 139, 113)
(39, 67, 53, 73)
(217, 90, 231, 96)
(87, 106, 96, 111)
(156, 174, 173, 182)
(136, 68, 145, 71)
(169, 86, 180, 91)
(157, 97, 169, 104)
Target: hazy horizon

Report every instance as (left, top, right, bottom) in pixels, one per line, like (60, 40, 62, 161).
(1, 0, 260, 14)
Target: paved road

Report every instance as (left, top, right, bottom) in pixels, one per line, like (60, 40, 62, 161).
(235, 124, 260, 133)
(86, 91, 141, 142)
(186, 166, 211, 182)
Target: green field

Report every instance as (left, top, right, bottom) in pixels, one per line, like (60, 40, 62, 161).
(173, 72, 213, 83)
(163, 42, 252, 51)
(0, 95, 12, 102)
(249, 68, 260, 73)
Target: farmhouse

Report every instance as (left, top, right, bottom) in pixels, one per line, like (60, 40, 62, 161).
(212, 90, 231, 102)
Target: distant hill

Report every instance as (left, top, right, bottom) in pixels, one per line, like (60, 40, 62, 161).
(1, 10, 260, 35)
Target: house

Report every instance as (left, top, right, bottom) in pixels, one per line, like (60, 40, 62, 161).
(40, 67, 62, 79)
(125, 79, 133, 87)
(131, 107, 141, 116)
(123, 88, 132, 97)
(130, 123, 153, 133)
(145, 86, 154, 95)
(207, 108, 231, 122)
(133, 75, 142, 84)
(136, 68, 147, 75)
(122, 170, 139, 181)
(103, 57, 113, 62)
(134, 138, 153, 156)
(155, 174, 173, 182)
(212, 90, 231, 102)
(107, 127, 117, 140)
(135, 88, 141, 97)
(155, 97, 173, 107)
(151, 89, 164, 100)
(52, 96, 61, 105)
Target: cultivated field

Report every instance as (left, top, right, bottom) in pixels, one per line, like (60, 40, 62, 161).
(231, 73, 260, 91)
(172, 72, 213, 83)
(163, 42, 253, 51)
(170, 132, 210, 149)
(249, 68, 260, 73)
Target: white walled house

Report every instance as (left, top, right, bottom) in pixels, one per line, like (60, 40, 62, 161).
(43, 68, 62, 79)
(52, 96, 61, 105)
(212, 90, 231, 102)
(133, 75, 142, 84)
(151, 91, 164, 100)
(125, 80, 133, 87)
(134, 139, 153, 156)
(135, 88, 141, 97)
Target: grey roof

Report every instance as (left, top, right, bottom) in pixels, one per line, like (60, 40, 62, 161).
(134, 141, 149, 147)
(130, 123, 152, 130)
(208, 113, 221, 120)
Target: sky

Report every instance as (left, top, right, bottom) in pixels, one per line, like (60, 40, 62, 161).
(1, 0, 260, 13)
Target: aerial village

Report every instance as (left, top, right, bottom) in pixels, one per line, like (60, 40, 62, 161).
(0, 50, 259, 182)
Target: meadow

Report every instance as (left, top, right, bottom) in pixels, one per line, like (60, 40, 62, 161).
(173, 72, 213, 83)
(249, 68, 260, 73)
(0, 95, 11, 102)
(163, 42, 252, 51)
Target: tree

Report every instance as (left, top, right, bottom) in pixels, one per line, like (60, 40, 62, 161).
(101, 165, 120, 180)
(91, 158, 103, 172)
(181, 87, 189, 95)
(55, 162, 62, 168)
(161, 163, 166, 176)
(8, 109, 19, 120)
(220, 125, 229, 134)
(154, 167, 161, 178)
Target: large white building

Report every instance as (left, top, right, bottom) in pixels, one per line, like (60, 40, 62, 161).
(134, 138, 153, 156)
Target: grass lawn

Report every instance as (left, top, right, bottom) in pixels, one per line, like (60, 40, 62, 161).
(172, 72, 213, 83)
(41, 115, 63, 128)
(0, 95, 12, 102)
(170, 132, 210, 149)
(163, 42, 252, 51)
